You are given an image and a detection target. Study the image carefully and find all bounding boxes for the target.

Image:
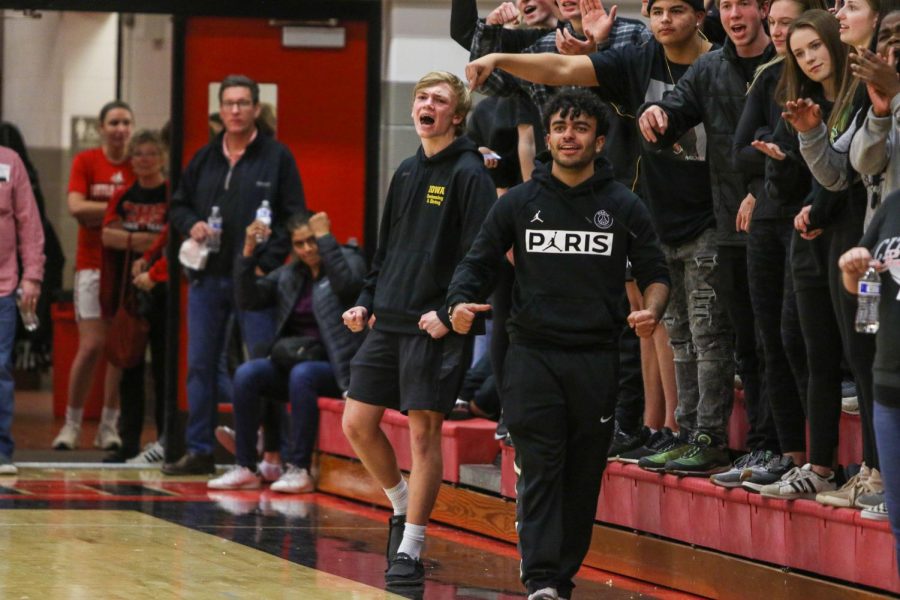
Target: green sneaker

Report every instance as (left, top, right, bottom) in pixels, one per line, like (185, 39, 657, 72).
(665, 433, 731, 476)
(637, 432, 691, 472)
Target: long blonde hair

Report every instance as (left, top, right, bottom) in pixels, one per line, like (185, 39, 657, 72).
(828, 0, 881, 139)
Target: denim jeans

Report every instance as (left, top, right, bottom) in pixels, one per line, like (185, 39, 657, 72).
(232, 358, 339, 469)
(0, 293, 15, 459)
(747, 219, 807, 453)
(874, 395, 900, 568)
(186, 275, 276, 454)
(661, 228, 735, 441)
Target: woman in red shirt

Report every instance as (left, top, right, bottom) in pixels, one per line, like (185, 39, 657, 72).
(53, 101, 135, 451)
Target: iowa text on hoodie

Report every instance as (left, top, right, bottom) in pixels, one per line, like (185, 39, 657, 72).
(356, 136, 496, 334)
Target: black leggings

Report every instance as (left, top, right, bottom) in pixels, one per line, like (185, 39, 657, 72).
(828, 218, 878, 468)
(795, 296, 843, 466)
(119, 285, 167, 455)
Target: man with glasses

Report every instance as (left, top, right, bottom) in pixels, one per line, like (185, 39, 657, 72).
(166, 74, 305, 475)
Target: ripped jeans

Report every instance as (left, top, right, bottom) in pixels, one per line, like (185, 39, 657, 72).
(661, 228, 735, 442)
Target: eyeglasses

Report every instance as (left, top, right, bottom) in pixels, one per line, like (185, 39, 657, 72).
(222, 100, 254, 111)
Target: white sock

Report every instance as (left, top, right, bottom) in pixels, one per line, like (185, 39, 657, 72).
(66, 407, 84, 428)
(100, 407, 120, 428)
(384, 479, 408, 516)
(397, 522, 426, 560)
(649, 427, 659, 435)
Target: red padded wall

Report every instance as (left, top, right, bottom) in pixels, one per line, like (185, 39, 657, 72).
(182, 17, 368, 243)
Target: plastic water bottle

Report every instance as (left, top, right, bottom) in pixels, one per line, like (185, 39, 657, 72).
(255, 200, 272, 243)
(16, 288, 39, 332)
(207, 205, 222, 253)
(855, 267, 880, 334)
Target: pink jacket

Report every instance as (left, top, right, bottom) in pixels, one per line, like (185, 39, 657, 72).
(0, 146, 44, 297)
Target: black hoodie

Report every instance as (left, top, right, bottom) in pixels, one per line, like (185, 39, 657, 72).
(356, 136, 496, 334)
(447, 158, 669, 349)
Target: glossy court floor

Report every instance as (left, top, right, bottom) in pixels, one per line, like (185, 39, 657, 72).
(0, 467, 698, 599)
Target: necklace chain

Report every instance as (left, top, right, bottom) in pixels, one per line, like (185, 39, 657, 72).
(663, 34, 708, 85)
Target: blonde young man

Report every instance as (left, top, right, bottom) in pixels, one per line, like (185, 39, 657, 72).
(341, 71, 496, 586)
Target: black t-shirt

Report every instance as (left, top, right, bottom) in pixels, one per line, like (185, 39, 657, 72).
(101, 182, 168, 317)
(859, 194, 900, 398)
(515, 96, 547, 156)
(736, 54, 766, 86)
(115, 183, 167, 232)
(589, 43, 716, 245)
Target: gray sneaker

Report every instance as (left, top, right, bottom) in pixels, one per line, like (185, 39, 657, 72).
(741, 454, 795, 492)
(710, 450, 773, 488)
(856, 491, 885, 509)
(0, 454, 17, 475)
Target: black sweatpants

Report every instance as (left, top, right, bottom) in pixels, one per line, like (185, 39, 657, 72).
(503, 343, 617, 597)
(616, 293, 645, 435)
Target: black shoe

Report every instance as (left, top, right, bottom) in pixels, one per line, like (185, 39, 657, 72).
(102, 448, 138, 464)
(385, 552, 424, 586)
(494, 418, 509, 441)
(386, 514, 406, 565)
(161, 452, 216, 475)
(608, 423, 648, 459)
(448, 399, 475, 420)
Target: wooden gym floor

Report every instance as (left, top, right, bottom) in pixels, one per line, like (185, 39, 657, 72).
(0, 468, 696, 599)
(3, 389, 695, 598)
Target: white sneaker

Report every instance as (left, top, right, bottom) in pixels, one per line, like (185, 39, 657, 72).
(270, 465, 314, 494)
(760, 464, 836, 499)
(861, 502, 889, 521)
(94, 423, 122, 450)
(528, 588, 559, 600)
(126, 441, 165, 465)
(258, 460, 283, 483)
(214, 426, 236, 455)
(0, 455, 17, 475)
(52, 423, 81, 450)
(207, 466, 262, 490)
(215, 425, 265, 457)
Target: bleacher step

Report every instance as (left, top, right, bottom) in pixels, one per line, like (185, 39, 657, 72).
(459, 464, 502, 495)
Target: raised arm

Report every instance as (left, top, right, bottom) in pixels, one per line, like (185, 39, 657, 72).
(467, 52, 598, 90)
(451, 0, 482, 50)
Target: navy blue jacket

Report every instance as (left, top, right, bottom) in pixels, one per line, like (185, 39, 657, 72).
(169, 131, 305, 275)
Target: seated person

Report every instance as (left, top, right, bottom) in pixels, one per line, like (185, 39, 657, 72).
(450, 352, 500, 421)
(208, 210, 367, 493)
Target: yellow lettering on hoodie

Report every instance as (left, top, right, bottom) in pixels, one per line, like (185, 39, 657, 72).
(425, 184, 446, 207)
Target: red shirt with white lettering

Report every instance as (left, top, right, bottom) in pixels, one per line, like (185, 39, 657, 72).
(68, 147, 135, 271)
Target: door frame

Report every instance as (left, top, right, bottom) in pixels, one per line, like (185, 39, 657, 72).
(1, 0, 382, 460)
